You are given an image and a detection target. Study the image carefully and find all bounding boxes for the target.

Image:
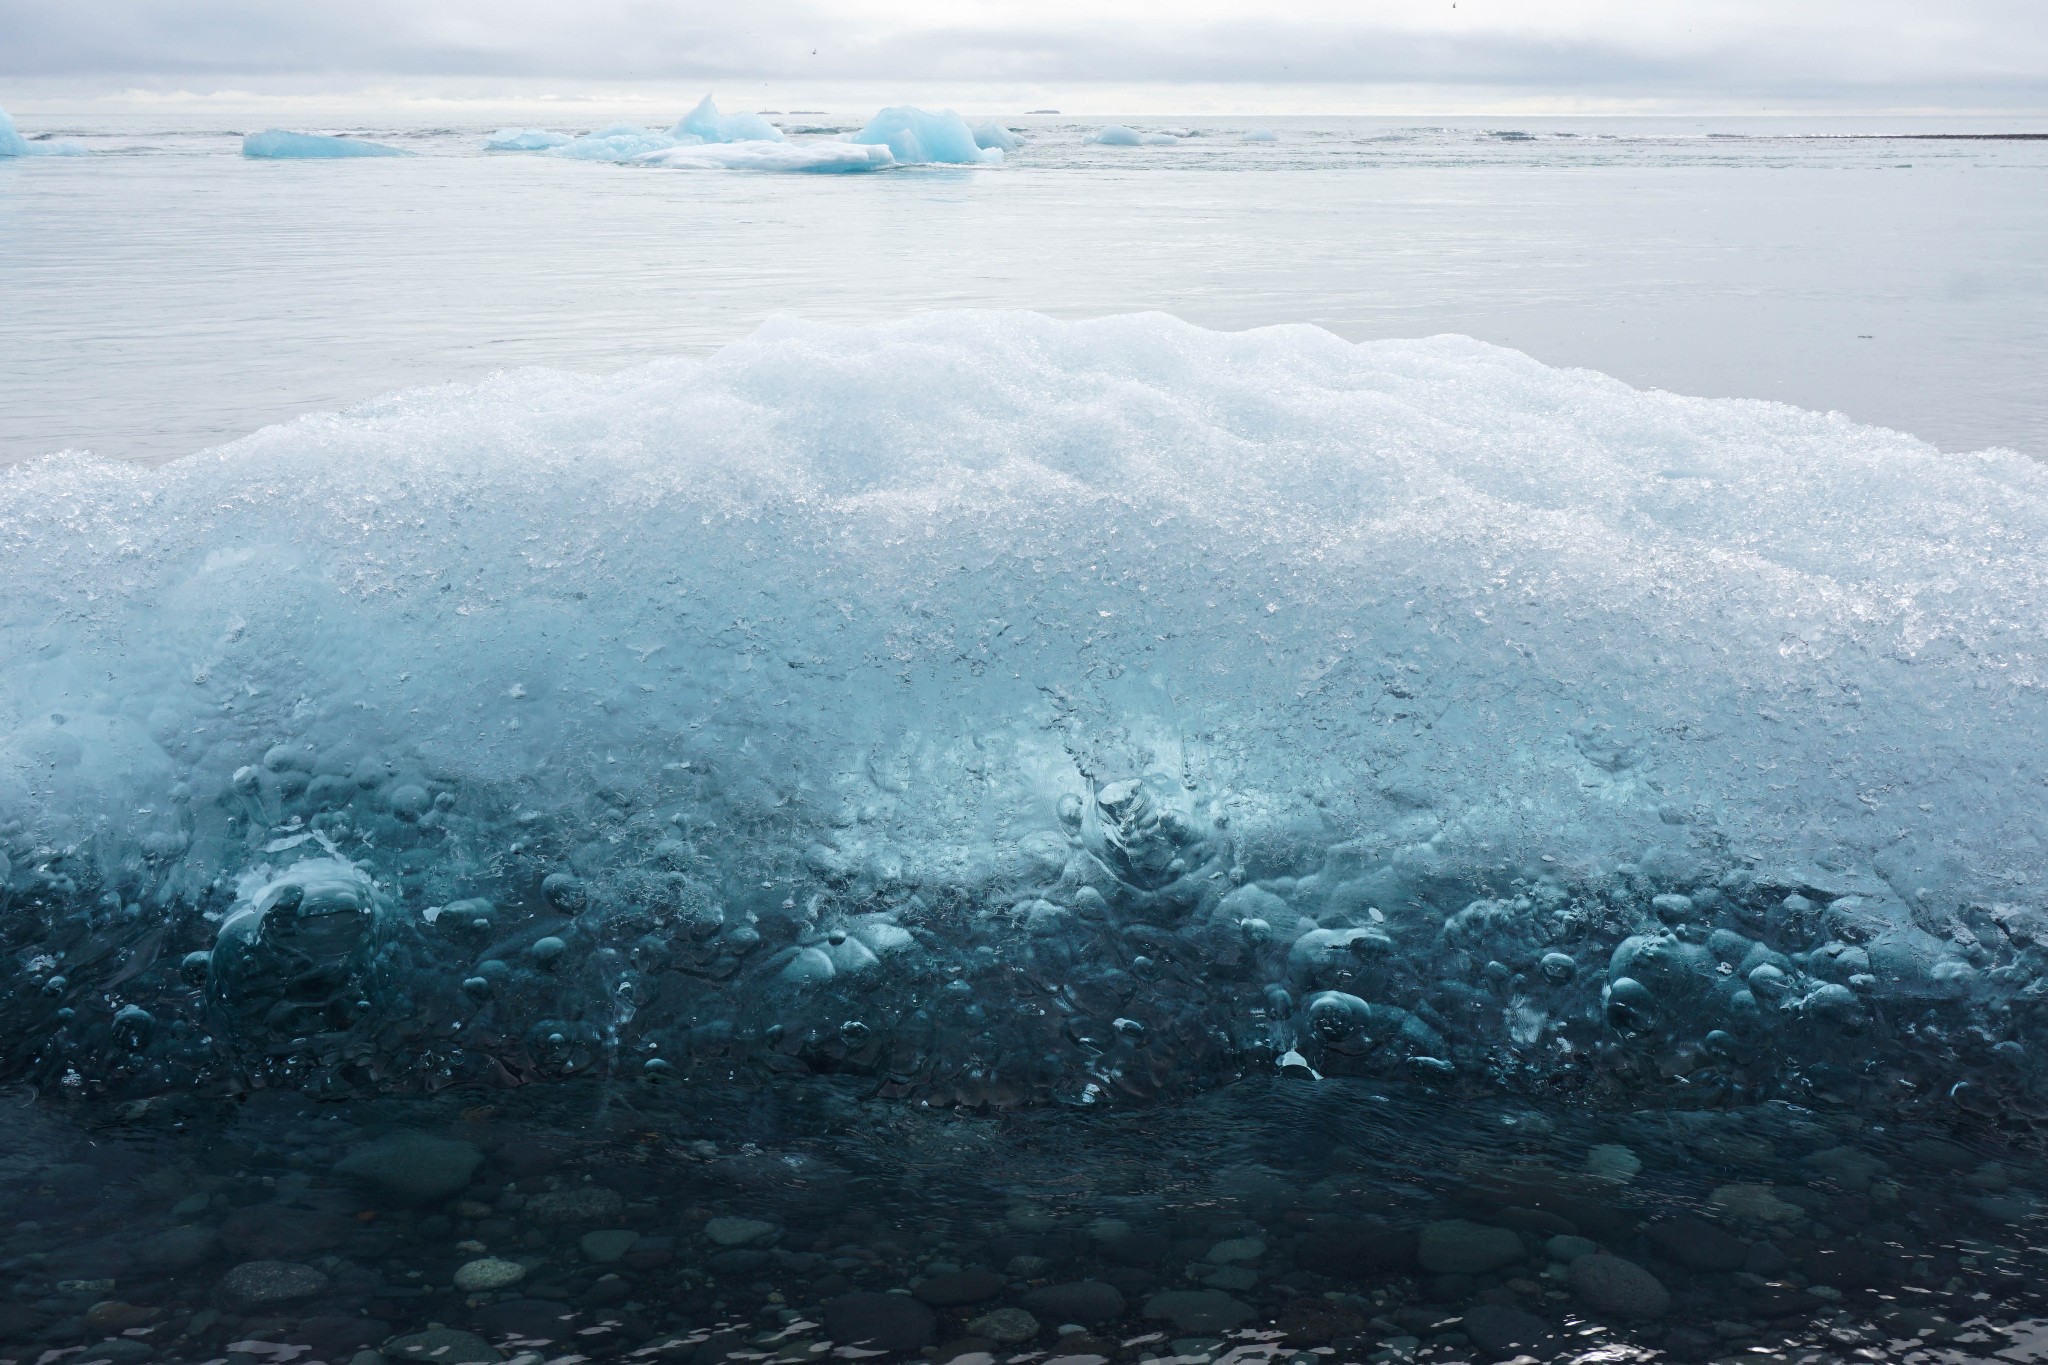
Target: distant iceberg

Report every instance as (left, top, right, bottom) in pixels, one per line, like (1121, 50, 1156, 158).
(672, 94, 784, 144)
(484, 127, 573, 151)
(541, 123, 683, 162)
(851, 107, 1001, 165)
(0, 105, 87, 157)
(637, 141, 895, 173)
(1243, 128, 1280, 142)
(243, 130, 412, 159)
(1094, 125, 1178, 146)
(972, 121, 1023, 152)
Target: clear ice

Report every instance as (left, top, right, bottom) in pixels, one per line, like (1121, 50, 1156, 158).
(4, 311, 2046, 1123)
(851, 107, 1003, 164)
(0, 105, 87, 156)
(1094, 125, 1180, 146)
(242, 130, 413, 159)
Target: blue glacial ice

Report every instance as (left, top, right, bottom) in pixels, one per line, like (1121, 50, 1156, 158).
(484, 127, 574, 151)
(0, 105, 88, 156)
(851, 106, 1003, 164)
(637, 141, 897, 173)
(672, 94, 785, 144)
(243, 129, 413, 159)
(973, 121, 1024, 152)
(1094, 125, 1179, 146)
(541, 122, 684, 162)
(1243, 128, 1280, 142)
(6, 311, 2048, 1119)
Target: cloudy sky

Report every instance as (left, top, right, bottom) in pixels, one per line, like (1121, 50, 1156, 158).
(4, 0, 2045, 111)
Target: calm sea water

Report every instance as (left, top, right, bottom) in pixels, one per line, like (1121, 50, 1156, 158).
(1, 112, 2044, 465)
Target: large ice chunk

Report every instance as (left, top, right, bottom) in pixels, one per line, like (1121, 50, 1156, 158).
(672, 94, 785, 144)
(637, 141, 896, 173)
(851, 106, 1001, 164)
(1093, 125, 1178, 146)
(972, 121, 1024, 152)
(7, 311, 2048, 1113)
(0, 105, 87, 156)
(485, 127, 573, 151)
(541, 123, 686, 162)
(243, 130, 412, 159)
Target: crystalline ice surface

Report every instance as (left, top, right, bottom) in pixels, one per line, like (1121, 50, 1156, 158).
(637, 141, 896, 173)
(673, 95, 786, 144)
(0, 105, 87, 156)
(973, 121, 1024, 152)
(1094, 125, 1178, 146)
(541, 123, 688, 162)
(242, 130, 412, 159)
(485, 128, 574, 151)
(6, 311, 2047, 1110)
(851, 107, 1001, 164)
(1243, 129, 1280, 142)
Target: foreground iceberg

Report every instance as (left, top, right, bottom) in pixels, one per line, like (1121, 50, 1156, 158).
(972, 120, 1024, 152)
(5, 312, 2048, 1122)
(484, 127, 573, 151)
(0, 105, 87, 156)
(637, 141, 896, 173)
(243, 129, 412, 159)
(1094, 124, 1179, 146)
(540, 122, 682, 161)
(672, 94, 784, 144)
(851, 106, 1001, 164)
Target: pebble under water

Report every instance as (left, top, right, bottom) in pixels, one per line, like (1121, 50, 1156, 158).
(8, 312, 2048, 1363)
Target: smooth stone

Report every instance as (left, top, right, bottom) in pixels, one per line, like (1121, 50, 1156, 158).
(219, 1260, 331, 1307)
(1204, 1266, 1258, 1292)
(1569, 1254, 1671, 1319)
(1418, 1220, 1525, 1275)
(1709, 1184, 1802, 1224)
(523, 1187, 624, 1222)
(966, 1308, 1040, 1345)
(580, 1229, 640, 1263)
(704, 1216, 777, 1247)
(454, 1257, 527, 1291)
(1022, 1281, 1126, 1326)
(76, 1341, 152, 1365)
(823, 1292, 937, 1353)
(334, 1133, 483, 1204)
(1463, 1304, 1552, 1360)
(385, 1328, 503, 1364)
(220, 1205, 352, 1258)
(1545, 1235, 1598, 1263)
(1006, 1205, 1058, 1232)
(915, 1269, 1006, 1306)
(134, 1225, 220, 1272)
(84, 1302, 159, 1332)
(1142, 1290, 1254, 1334)
(1645, 1216, 1747, 1273)
(1206, 1237, 1265, 1264)
(1584, 1145, 1642, 1183)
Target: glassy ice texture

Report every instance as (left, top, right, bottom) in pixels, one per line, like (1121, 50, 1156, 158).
(243, 130, 412, 159)
(0, 105, 87, 156)
(973, 121, 1025, 152)
(484, 127, 573, 151)
(672, 95, 786, 144)
(3, 311, 2045, 1120)
(1094, 125, 1179, 146)
(851, 107, 1003, 164)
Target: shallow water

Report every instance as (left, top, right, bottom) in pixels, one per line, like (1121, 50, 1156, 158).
(1, 113, 2044, 464)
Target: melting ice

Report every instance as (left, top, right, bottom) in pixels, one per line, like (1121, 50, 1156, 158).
(4, 311, 2047, 1123)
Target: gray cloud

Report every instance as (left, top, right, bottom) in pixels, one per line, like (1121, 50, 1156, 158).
(2, 0, 2043, 105)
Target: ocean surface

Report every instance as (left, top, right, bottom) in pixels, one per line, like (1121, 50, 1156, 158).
(1, 111, 2045, 464)
(6, 107, 2048, 1365)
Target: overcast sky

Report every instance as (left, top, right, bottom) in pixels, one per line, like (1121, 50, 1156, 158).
(4, 0, 2045, 110)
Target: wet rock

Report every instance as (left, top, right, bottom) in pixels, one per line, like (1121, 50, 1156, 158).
(1545, 1235, 1597, 1263)
(221, 1205, 353, 1258)
(1418, 1220, 1524, 1275)
(454, 1257, 527, 1291)
(83, 1302, 158, 1333)
(967, 1307, 1039, 1344)
(1568, 1254, 1669, 1319)
(385, 1328, 503, 1363)
(823, 1292, 937, 1353)
(1022, 1281, 1126, 1325)
(1708, 1184, 1802, 1225)
(1296, 1222, 1418, 1273)
(704, 1216, 777, 1246)
(915, 1268, 1005, 1306)
(472, 1299, 579, 1343)
(75, 1341, 151, 1365)
(581, 1229, 640, 1263)
(1206, 1237, 1264, 1263)
(523, 1186, 624, 1222)
(133, 1224, 219, 1272)
(219, 1259, 331, 1307)
(1142, 1289, 1255, 1334)
(335, 1133, 483, 1204)
(1645, 1215, 1747, 1273)
(297, 1316, 391, 1357)
(1462, 1304, 1553, 1360)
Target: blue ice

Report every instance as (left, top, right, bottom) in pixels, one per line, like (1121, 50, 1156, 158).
(672, 95, 785, 144)
(485, 128, 573, 151)
(851, 107, 1002, 164)
(243, 130, 413, 159)
(973, 121, 1024, 152)
(1243, 128, 1280, 142)
(0, 105, 87, 156)
(542, 123, 686, 161)
(1093, 125, 1179, 146)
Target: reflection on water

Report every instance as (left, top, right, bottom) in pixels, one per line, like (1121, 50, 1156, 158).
(5, 1074, 2046, 1365)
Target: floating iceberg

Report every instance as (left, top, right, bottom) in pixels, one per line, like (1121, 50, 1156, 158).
(851, 106, 1001, 165)
(637, 141, 896, 173)
(6, 311, 2048, 1121)
(243, 129, 412, 159)
(972, 120, 1024, 152)
(485, 127, 573, 151)
(1243, 128, 1280, 142)
(541, 122, 685, 162)
(1093, 124, 1179, 146)
(672, 94, 785, 144)
(0, 105, 87, 156)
